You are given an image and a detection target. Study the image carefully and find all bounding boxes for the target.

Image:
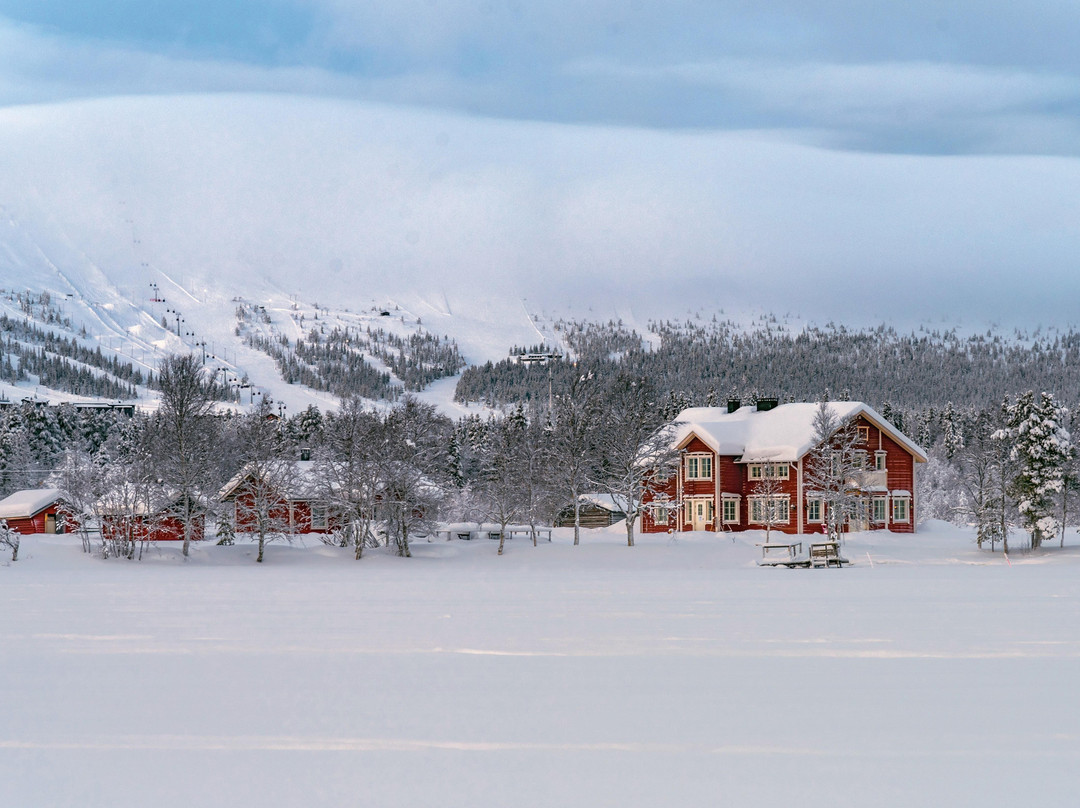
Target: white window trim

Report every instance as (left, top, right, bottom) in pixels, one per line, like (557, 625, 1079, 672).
(311, 503, 329, 530)
(874, 450, 887, 472)
(857, 425, 870, 443)
(721, 495, 740, 525)
(892, 495, 911, 524)
(806, 496, 823, 524)
(684, 453, 713, 481)
(748, 495, 791, 525)
(748, 463, 789, 480)
(871, 496, 887, 524)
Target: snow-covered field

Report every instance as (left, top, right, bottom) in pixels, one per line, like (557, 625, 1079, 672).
(4, 521, 1080, 807)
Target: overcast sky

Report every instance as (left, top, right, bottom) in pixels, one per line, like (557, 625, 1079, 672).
(1, 2, 1079, 328)
(3, 0, 1080, 155)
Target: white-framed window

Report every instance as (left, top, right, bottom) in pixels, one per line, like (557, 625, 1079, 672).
(684, 454, 713, 480)
(853, 450, 868, 469)
(872, 497, 887, 523)
(806, 497, 823, 524)
(875, 450, 887, 471)
(311, 504, 328, 530)
(892, 496, 910, 523)
(857, 426, 870, 443)
(749, 495, 790, 524)
(748, 463, 789, 480)
(722, 496, 740, 524)
(653, 505, 669, 525)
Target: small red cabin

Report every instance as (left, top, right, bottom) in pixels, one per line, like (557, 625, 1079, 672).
(0, 488, 68, 535)
(218, 462, 338, 535)
(99, 498, 206, 543)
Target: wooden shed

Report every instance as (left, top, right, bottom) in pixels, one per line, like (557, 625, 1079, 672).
(0, 488, 68, 535)
(554, 494, 627, 529)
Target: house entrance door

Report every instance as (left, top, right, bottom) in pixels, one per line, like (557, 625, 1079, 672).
(689, 498, 712, 531)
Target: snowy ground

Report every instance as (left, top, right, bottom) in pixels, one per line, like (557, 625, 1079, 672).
(4, 522, 1080, 807)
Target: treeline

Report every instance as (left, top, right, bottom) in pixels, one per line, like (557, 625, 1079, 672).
(455, 317, 1080, 417)
(0, 402, 133, 496)
(237, 302, 463, 401)
(44, 355, 678, 561)
(0, 311, 147, 397)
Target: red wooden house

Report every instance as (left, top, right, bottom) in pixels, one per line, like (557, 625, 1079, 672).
(218, 462, 338, 535)
(0, 488, 68, 535)
(641, 400, 927, 536)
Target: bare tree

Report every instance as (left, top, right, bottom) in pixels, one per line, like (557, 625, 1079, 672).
(0, 520, 19, 561)
(377, 396, 448, 557)
(154, 354, 219, 557)
(804, 401, 864, 543)
(315, 397, 382, 559)
(591, 374, 680, 547)
(550, 370, 603, 546)
(229, 398, 298, 563)
(749, 464, 787, 542)
(475, 409, 528, 555)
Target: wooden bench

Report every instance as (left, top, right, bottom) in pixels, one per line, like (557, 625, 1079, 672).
(758, 541, 802, 559)
(809, 541, 845, 568)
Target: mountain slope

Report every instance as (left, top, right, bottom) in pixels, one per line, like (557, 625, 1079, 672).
(1, 93, 1079, 408)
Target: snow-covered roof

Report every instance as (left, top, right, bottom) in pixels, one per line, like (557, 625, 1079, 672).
(218, 460, 321, 502)
(0, 488, 65, 519)
(671, 402, 927, 464)
(576, 493, 626, 513)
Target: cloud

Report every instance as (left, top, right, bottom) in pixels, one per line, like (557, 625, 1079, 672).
(3, 2, 1080, 155)
(2, 94, 1079, 329)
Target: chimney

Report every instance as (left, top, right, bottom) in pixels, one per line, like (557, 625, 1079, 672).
(756, 397, 779, 412)
(727, 398, 741, 414)
(299, 447, 312, 462)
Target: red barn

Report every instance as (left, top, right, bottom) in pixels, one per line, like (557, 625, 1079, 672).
(0, 488, 68, 535)
(642, 401, 927, 536)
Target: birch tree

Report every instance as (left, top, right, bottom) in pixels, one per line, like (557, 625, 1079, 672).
(154, 354, 218, 557)
(804, 401, 865, 542)
(591, 374, 680, 547)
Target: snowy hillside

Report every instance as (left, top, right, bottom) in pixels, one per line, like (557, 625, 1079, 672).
(3, 94, 1080, 410)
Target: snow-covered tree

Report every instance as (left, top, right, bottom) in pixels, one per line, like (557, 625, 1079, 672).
(750, 464, 788, 542)
(954, 408, 1011, 550)
(315, 397, 382, 559)
(804, 401, 865, 542)
(590, 374, 680, 547)
(999, 391, 1073, 550)
(0, 520, 19, 561)
(232, 398, 299, 563)
(153, 354, 219, 557)
(475, 409, 528, 556)
(377, 396, 448, 557)
(549, 370, 603, 546)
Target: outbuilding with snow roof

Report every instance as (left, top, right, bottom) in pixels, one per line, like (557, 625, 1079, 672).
(0, 488, 69, 535)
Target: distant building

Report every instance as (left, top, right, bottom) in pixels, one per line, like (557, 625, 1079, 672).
(554, 494, 627, 529)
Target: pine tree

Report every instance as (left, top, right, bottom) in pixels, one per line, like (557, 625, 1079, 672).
(1000, 391, 1072, 550)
